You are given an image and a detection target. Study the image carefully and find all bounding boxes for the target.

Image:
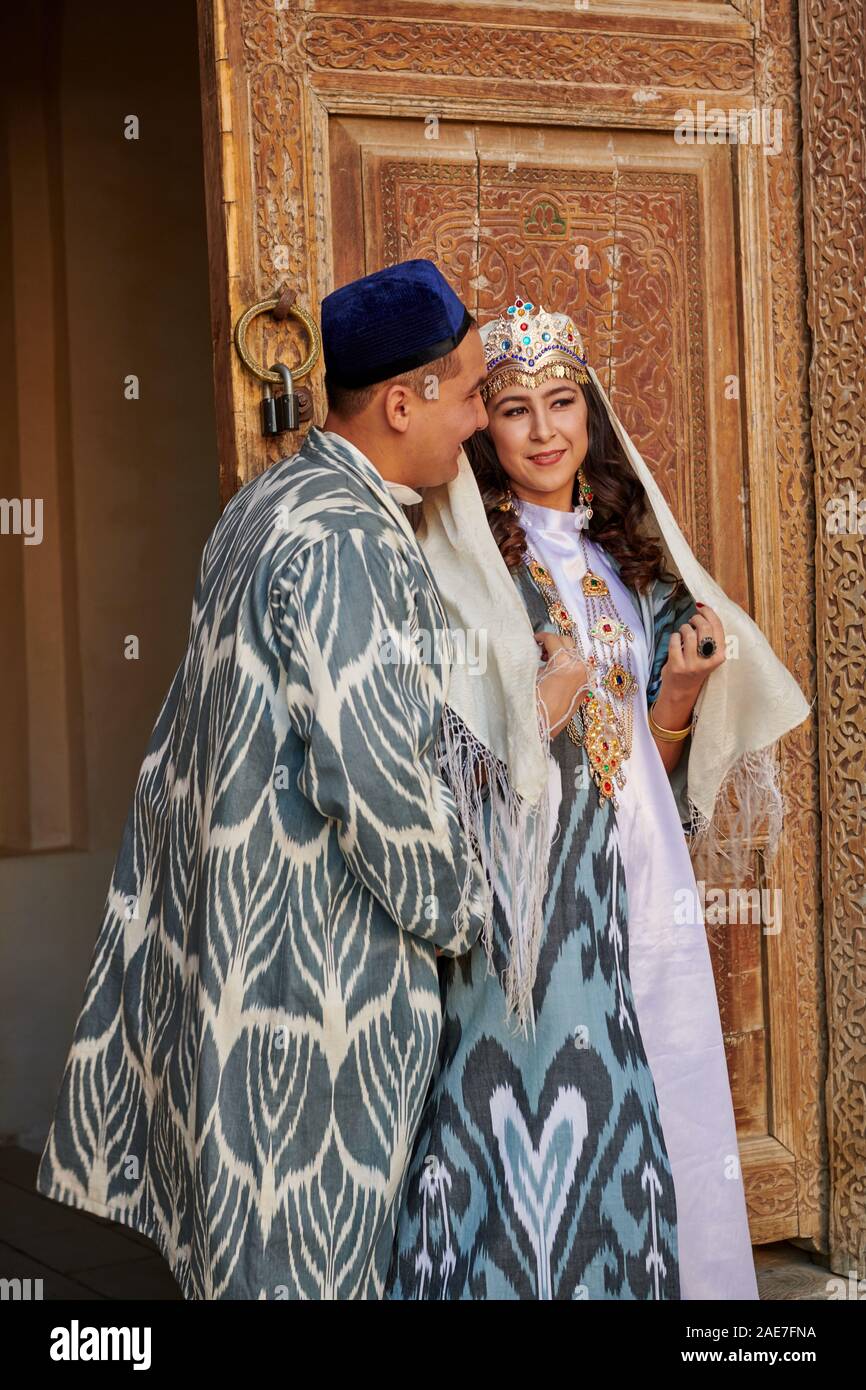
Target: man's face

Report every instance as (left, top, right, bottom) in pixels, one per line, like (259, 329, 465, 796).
(402, 329, 489, 487)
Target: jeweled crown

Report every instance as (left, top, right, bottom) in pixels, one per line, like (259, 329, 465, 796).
(479, 297, 590, 402)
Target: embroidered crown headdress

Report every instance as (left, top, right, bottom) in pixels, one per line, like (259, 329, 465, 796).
(479, 297, 590, 402)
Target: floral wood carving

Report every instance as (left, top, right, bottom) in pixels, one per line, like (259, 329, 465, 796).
(796, 0, 866, 1274)
(304, 18, 754, 93)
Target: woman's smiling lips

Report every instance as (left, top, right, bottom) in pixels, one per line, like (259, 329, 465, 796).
(527, 448, 566, 466)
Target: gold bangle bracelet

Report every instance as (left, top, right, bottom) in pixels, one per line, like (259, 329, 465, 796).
(649, 701, 692, 742)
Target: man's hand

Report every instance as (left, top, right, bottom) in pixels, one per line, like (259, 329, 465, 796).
(535, 632, 591, 739)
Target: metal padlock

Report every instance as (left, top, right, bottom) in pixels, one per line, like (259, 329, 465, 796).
(260, 363, 300, 436)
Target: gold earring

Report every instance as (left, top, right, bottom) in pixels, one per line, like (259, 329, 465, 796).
(576, 464, 593, 520)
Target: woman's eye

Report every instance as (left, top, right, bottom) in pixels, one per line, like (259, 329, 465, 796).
(552, 396, 576, 407)
(504, 406, 526, 417)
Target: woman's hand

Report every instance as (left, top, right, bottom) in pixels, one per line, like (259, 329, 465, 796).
(658, 602, 726, 713)
(534, 632, 591, 739)
(652, 605, 726, 777)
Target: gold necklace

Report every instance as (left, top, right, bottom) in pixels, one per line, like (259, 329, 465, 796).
(507, 485, 638, 811)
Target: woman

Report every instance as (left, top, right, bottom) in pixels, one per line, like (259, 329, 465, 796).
(384, 297, 809, 1301)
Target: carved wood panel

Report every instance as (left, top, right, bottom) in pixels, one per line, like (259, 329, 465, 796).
(755, 0, 826, 1256)
(798, 0, 866, 1275)
(350, 124, 747, 597)
(303, 9, 756, 99)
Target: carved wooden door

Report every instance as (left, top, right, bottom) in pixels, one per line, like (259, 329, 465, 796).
(197, 0, 824, 1255)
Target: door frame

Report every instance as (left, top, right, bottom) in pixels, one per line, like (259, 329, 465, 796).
(799, 0, 866, 1279)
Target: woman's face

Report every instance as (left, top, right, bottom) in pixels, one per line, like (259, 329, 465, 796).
(485, 377, 589, 510)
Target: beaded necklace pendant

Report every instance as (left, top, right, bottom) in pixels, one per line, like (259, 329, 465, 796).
(524, 544, 637, 811)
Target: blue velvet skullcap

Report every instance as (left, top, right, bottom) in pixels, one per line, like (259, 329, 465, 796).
(321, 259, 473, 389)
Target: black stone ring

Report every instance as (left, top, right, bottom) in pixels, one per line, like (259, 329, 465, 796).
(698, 636, 717, 658)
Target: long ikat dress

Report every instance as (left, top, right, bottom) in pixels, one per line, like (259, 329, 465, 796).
(384, 525, 682, 1300)
(515, 500, 758, 1300)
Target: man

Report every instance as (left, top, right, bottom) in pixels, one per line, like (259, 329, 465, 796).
(35, 259, 492, 1299)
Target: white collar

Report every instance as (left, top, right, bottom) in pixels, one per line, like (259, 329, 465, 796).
(320, 429, 423, 505)
(517, 497, 589, 532)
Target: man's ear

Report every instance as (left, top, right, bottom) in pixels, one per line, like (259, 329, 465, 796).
(381, 383, 412, 434)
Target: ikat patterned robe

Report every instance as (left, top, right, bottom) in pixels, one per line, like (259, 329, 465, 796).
(35, 425, 489, 1300)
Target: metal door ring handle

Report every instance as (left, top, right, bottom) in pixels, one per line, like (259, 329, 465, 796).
(233, 296, 321, 385)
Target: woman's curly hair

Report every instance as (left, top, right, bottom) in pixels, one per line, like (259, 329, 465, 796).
(464, 375, 684, 597)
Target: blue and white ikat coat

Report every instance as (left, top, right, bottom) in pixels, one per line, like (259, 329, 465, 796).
(35, 425, 490, 1300)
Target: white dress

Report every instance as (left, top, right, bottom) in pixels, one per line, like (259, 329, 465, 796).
(519, 497, 759, 1301)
